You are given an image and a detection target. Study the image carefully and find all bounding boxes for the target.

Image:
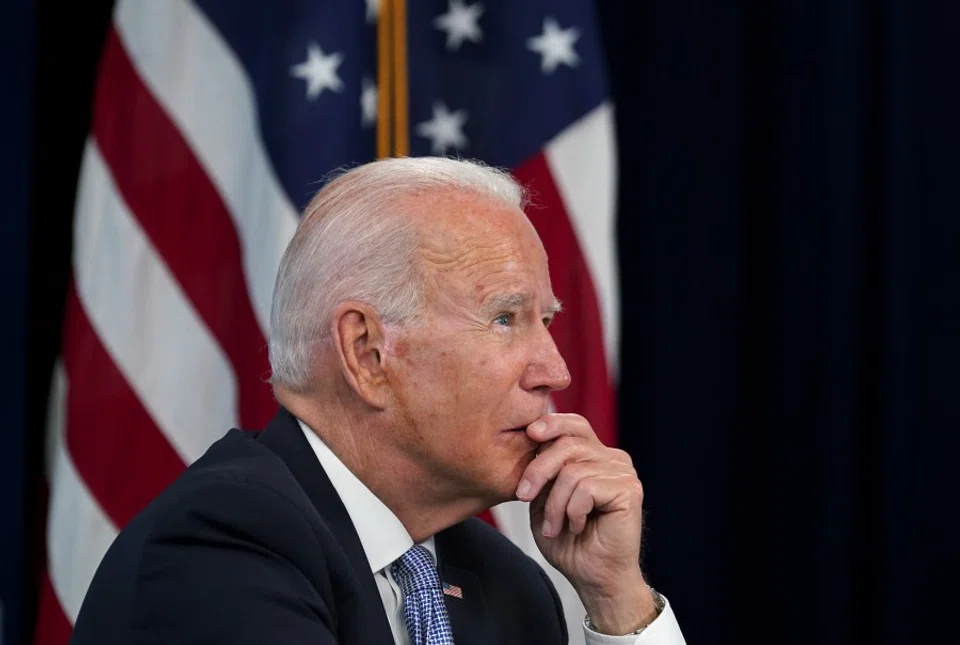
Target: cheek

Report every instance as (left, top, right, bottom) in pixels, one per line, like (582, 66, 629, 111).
(394, 342, 460, 401)
(454, 352, 518, 406)
(392, 335, 518, 417)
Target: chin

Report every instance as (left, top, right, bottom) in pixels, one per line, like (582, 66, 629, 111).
(456, 438, 537, 506)
(489, 449, 537, 503)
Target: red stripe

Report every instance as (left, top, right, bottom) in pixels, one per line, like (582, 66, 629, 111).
(33, 574, 73, 645)
(92, 27, 276, 430)
(61, 280, 187, 528)
(514, 154, 617, 446)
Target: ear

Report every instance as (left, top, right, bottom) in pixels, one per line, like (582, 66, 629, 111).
(330, 301, 392, 408)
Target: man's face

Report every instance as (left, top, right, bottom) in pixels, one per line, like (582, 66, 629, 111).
(382, 189, 570, 505)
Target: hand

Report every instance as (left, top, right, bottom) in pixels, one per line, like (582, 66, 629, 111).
(515, 413, 659, 634)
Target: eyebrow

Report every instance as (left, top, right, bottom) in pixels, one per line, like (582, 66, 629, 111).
(483, 292, 563, 316)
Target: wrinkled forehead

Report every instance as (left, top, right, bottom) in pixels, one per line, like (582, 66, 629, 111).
(405, 189, 553, 301)
(408, 190, 543, 262)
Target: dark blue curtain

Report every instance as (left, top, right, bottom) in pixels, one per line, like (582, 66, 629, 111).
(601, 1, 958, 643)
(1, 1, 34, 644)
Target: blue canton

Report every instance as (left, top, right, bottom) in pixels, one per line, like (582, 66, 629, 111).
(190, 0, 609, 211)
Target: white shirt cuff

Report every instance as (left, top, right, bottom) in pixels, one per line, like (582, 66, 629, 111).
(582, 595, 686, 645)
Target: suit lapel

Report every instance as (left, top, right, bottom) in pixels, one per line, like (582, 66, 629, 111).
(438, 563, 492, 645)
(256, 409, 395, 644)
(436, 527, 494, 645)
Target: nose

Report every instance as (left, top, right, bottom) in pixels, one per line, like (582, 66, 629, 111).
(520, 327, 571, 393)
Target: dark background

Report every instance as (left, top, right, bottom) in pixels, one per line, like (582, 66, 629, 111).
(6, 1, 957, 644)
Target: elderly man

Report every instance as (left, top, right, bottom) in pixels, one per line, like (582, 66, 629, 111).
(70, 157, 686, 644)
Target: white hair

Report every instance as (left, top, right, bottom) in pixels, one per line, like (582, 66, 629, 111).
(268, 156, 526, 392)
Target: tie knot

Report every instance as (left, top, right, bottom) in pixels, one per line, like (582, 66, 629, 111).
(391, 545, 442, 597)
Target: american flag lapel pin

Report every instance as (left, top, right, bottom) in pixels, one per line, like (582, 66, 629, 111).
(442, 582, 463, 599)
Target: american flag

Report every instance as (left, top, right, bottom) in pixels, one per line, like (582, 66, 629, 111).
(36, 2, 618, 644)
(442, 582, 464, 600)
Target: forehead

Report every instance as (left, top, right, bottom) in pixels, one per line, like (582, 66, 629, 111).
(407, 189, 552, 299)
(412, 189, 529, 243)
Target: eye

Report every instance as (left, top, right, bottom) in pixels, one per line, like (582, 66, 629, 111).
(494, 313, 513, 327)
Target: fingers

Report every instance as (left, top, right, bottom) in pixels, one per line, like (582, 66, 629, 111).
(517, 432, 633, 503)
(518, 414, 641, 538)
(540, 468, 641, 538)
(517, 435, 592, 501)
(565, 479, 601, 535)
(538, 461, 592, 536)
(518, 413, 628, 503)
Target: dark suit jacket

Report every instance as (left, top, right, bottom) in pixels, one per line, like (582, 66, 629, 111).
(70, 409, 569, 644)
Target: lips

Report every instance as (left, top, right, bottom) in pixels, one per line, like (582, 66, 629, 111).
(501, 411, 547, 434)
(502, 421, 536, 433)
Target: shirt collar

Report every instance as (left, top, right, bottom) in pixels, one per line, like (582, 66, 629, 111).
(297, 418, 436, 573)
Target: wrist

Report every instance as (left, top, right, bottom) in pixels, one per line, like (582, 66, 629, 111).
(577, 570, 660, 635)
(583, 587, 665, 636)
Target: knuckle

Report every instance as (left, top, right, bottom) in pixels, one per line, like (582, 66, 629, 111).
(573, 475, 598, 498)
(569, 482, 595, 511)
(610, 448, 634, 467)
(632, 478, 645, 503)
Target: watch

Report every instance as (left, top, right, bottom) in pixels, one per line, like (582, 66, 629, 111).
(583, 587, 666, 636)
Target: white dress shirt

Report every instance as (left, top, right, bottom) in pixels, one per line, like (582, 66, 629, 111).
(299, 420, 686, 645)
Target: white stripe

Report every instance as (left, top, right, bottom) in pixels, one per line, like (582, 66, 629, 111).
(544, 102, 620, 376)
(45, 361, 120, 624)
(74, 140, 238, 463)
(114, 0, 299, 336)
(492, 501, 589, 645)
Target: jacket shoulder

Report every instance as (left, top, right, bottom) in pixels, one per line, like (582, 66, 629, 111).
(71, 429, 345, 645)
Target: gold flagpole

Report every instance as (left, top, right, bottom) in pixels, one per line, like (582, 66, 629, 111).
(391, 0, 409, 156)
(376, 0, 393, 158)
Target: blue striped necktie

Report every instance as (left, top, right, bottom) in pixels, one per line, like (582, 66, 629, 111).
(390, 545, 457, 645)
